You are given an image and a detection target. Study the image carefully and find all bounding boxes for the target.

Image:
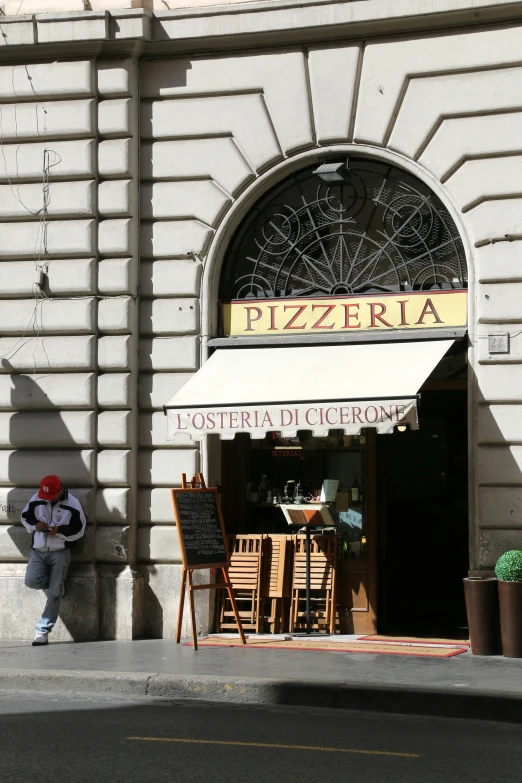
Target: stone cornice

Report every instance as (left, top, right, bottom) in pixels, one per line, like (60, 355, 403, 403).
(0, 0, 521, 59)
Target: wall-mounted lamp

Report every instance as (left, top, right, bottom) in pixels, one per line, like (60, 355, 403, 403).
(396, 424, 408, 433)
(313, 161, 350, 183)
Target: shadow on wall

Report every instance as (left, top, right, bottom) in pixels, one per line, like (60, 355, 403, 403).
(1, 358, 116, 641)
(139, 55, 192, 84)
(140, 565, 164, 639)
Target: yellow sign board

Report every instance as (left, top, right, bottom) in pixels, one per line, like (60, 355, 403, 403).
(221, 290, 467, 337)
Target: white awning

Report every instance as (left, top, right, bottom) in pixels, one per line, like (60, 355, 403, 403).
(164, 340, 455, 441)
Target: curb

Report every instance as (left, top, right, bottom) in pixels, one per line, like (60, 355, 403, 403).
(0, 667, 521, 722)
(0, 668, 153, 697)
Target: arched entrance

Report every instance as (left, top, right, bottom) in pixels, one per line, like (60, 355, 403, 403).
(166, 151, 470, 637)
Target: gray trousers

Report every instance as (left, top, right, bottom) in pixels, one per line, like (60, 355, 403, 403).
(25, 548, 71, 634)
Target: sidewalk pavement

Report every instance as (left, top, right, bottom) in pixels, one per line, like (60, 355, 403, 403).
(1, 636, 521, 722)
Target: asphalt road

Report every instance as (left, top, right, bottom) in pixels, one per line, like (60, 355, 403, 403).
(0, 690, 521, 783)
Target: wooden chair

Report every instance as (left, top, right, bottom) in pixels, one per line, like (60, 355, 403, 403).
(290, 534, 338, 634)
(215, 534, 264, 633)
(262, 534, 294, 633)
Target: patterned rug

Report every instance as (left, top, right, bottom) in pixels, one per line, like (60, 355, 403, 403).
(188, 637, 468, 658)
(358, 635, 470, 647)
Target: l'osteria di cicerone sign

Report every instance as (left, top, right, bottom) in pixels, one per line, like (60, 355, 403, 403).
(220, 290, 467, 337)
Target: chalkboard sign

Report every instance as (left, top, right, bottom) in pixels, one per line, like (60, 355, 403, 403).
(171, 488, 229, 570)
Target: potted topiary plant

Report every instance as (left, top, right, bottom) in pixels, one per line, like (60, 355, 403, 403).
(495, 550, 522, 658)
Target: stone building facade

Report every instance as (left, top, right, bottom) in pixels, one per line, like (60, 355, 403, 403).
(1, 0, 522, 638)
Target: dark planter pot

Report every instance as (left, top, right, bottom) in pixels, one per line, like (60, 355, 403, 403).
(463, 577, 501, 655)
(498, 580, 522, 658)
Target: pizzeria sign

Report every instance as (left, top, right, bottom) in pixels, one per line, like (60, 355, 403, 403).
(220, 290, 466, 337)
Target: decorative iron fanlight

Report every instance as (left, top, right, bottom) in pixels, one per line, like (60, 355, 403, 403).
(220, 158, 467, 301)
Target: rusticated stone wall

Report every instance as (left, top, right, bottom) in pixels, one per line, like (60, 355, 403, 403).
(1, 4, 522, 638)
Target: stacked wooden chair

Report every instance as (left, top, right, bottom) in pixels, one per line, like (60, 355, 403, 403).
(215, 532, 338, 635)
(289, 534, 338, 633)
(215, 534, 264, 633)
(262, 534, 294, 633)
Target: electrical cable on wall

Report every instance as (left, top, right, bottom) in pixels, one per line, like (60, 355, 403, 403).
(0, 88, 64, 366)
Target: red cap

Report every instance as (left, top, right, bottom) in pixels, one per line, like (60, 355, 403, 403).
(38, 475, 62, 500)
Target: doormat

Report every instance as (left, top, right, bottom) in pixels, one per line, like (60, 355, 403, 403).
(187, 637, 468, 658)
(358, 635, 470, 647)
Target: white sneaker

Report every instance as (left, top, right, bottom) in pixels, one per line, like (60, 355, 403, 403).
(32, 632, 48, 646)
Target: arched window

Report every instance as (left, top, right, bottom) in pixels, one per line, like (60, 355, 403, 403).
(219, 157, 467, 301)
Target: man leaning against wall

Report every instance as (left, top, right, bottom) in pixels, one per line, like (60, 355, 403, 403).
(21, 475, 87, 646)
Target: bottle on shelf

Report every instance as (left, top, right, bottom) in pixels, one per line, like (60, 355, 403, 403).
(351, 474, 360, 503)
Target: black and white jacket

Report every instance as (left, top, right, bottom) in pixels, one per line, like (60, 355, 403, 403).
(21, 489, 87, 551)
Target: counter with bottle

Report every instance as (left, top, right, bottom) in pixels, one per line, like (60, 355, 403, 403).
(242, 429, 368, 560)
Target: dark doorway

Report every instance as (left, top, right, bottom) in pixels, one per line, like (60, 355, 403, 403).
(377, 388, 468, 638)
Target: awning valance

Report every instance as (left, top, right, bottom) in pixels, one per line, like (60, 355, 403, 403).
(164, 340, 455, 441)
